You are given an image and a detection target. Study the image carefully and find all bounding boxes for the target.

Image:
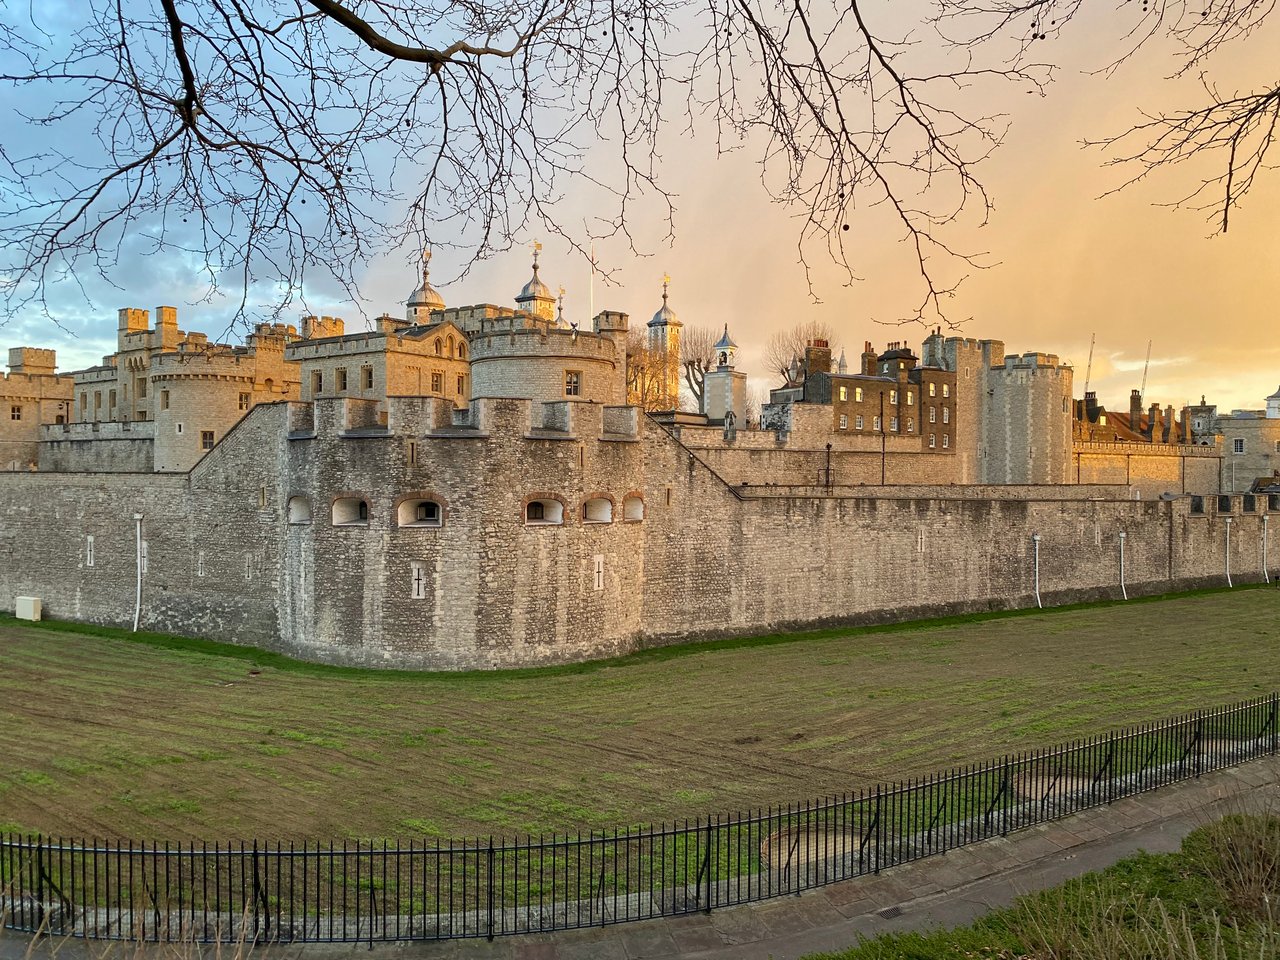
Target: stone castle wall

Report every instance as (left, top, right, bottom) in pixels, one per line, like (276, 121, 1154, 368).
(1073, 441, 1222, 494)
(2, 404, 1275, 670)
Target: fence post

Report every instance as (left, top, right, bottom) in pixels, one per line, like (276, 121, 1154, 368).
(1271, 693, 1278, 756)
(486, 837, 495, 941)
(35, 836, 46, 931)
(873, 786, 882, 875)
(703, 821, 713, 913)
(1194, 712, 1204, 779)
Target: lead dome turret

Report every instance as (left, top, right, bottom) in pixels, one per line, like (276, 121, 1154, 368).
(406, 249, 445, 323)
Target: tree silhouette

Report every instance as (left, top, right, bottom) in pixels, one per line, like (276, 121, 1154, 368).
(0, 0, 1272, 326)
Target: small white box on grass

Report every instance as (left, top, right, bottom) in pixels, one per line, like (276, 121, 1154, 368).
(15, 596, 41, 621)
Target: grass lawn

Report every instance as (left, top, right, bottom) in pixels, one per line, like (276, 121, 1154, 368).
(805, 812, 1280, 959)
(0, 587, 1276, 841)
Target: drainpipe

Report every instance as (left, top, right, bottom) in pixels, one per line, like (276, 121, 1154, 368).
(1032, 534, 1042, 609)
(133, 513, 144, 632)
(1119, 531, 1128, 601)
(1225, 517, 1233, 588)
(1264, 515, 1270, 585)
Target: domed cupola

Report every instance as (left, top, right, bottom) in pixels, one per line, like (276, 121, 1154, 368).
(515, 242, 557, 322)
(648, 274, 682, 329)
(406, 248, 445, 323)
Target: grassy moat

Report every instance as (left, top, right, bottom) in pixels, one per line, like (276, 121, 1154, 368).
(0, 587, 1276, 841)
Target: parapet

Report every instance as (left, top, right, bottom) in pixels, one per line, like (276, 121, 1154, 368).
(301, 315, 345, 339)
(7, 347, 56, 375)
(1003, 352, 1062, 369)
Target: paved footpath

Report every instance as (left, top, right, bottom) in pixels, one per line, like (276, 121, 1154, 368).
(5, 757, 1279, 960)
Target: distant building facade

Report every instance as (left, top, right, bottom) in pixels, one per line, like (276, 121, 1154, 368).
(1, 349, 73, 471)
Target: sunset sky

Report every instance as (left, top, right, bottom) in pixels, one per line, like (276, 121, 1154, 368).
(6, 2, 1277, 416)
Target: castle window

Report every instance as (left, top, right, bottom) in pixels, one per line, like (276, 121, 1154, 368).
(1195, 419, 1204, 431)
(889, 390, 898, 404)
(258, 486, 267, 508)
(855, 387, 863, 402)
(201, 430, 215, 450)
(623, 495, 645, 521)
(447, 335, 455, 355)
(594, 555, 605, 591)
(929, 406, 936, 424)
(94, 391, 101, 411)
(929, 433, 936, 448)
(582, 497, 613, 523)
(312, 370, 323, 395)
(176, 423, 184, 435)
(1244, 494, 1257, 513)
(160, 390, 170, 410)
(332, 497, 370, 526)
(410, 561, 428, 599)
(429, 371, 442, 393)
(943, 384, 950, 398)
(434, 338, 442, 356)
(525, 499, 564, 525)
(407, 440, 418, 466)
(906, 391, 914, 406)
(85, 535, 94, 568)
(943, 434, 950, 449)
(1275, 441, 1280, 454)
(457, 342, 466, 359)
(565, 371, 582, 397)
(855, 415, 864, 430)
(1233, 438, 1245, 454)
(839, 414, 848, 430)
(361, 366, 374, 390)
(890, 416, 899, 432)
(108, 389, 117, 410)
(337, 368, 348, 392)
(873, 416, 881, 431)
(906, 417, 913, 433)
(287, 496, 312, 524)
(839, 386, 848, 401)
(457, 374, 465, 395)
(9, 405, 20, 421)
(1218, 495, 1232, 512)
(136, 378, 147, 399)
(1190, 495, 1205, 514)
(196, 550, 205, 577)
(943, 406, 950, 424)
(929, 383, 936, 398)
(239, 392, 251, 411)
(398, 498, 443, 528)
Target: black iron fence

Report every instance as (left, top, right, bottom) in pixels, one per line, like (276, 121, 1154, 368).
(3, 693, 1277, 944)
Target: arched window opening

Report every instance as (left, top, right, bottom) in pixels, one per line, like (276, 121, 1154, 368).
(583, 498, 613, 524)
(288, 496, 312, 524)
(398, 498, 443, 528)
(623, 496, 645, 521)
(525, 499, 564, 525)
(434, 338, 442, 356)
(333, 497, 370, 526)
(456, 341, 467, 359)
(447, 335, 455, 355)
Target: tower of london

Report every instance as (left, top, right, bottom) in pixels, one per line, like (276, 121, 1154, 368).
(0, 255, 1273, 669)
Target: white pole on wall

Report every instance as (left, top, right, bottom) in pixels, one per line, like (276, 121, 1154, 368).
(133, 513, 144, 632)
(1225, 517, 1233, 588)
(1263, 514, 1270, 585)
(1119, 531, 1128, 600)
(1032, 534, 1042, 609)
